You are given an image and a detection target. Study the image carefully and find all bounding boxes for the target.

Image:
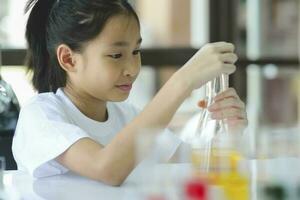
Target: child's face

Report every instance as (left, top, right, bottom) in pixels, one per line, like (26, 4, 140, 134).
(72, 14, 141, 102)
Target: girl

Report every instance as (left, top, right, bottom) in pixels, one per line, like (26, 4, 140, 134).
(12, 0, 247, 186)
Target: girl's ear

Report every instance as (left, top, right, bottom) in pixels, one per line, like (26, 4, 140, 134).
(56, 44, 78, 72)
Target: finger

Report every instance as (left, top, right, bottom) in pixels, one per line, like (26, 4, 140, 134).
(220, 63, 236, 75)
(213, 42, 235, 53)
(226, 117, 248, 124)
(219, 53, 238, 64)
(227, 119, 248, 134)
(208, 97, 245, 111)
(211, 107, 247, 120)
(214, 88, 240, 102)
(227, 118, 248, 127)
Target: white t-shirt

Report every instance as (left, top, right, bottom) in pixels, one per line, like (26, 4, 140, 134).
(12, 88, 181, 178)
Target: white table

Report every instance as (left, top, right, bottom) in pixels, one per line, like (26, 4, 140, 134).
(1, 163, 192, 200)
(2, 158, 300, 200)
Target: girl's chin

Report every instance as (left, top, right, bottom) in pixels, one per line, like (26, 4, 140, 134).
(110, 93, 130, 102)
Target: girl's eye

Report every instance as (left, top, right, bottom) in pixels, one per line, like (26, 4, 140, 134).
(133, 50, 141, 55)
(109, 53, 122, 59)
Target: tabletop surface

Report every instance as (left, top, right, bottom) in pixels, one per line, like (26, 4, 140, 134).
(2, 158, 300, 200)
(2, 163, 193, 200)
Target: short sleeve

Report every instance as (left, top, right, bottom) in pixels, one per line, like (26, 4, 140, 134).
(116, 102, 182, 161)
(12, 97, 90, 178)
(156, 129, 182, 161)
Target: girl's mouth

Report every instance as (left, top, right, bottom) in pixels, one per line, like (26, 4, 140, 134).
(116, 84, 132, 92)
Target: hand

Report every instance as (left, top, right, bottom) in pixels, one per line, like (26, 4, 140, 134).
(198, 88, 248, 134)
(178, 42, 238, 90)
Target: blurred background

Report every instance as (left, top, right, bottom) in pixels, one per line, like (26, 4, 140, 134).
(0, 0, 300, 169)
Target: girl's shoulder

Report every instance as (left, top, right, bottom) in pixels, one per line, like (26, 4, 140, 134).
(20, 91, 69, 122)
(20, 91, 143, 123)
(22, 91, 62, 109)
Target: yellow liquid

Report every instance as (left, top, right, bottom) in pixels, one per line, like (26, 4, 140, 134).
(215, 172, 249, 200)
(191, 148, 242, 173)
(191, 148, 249, 200)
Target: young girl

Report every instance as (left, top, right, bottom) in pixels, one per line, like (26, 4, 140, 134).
(12, 0, 247, 186)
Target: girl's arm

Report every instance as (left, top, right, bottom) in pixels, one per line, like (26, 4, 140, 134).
(56, 42, 238, 186)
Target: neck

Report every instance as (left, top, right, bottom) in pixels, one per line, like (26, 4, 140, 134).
(63, 85, 108, 122)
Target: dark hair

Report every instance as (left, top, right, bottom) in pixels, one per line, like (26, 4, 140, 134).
(25, 0, 140, 93)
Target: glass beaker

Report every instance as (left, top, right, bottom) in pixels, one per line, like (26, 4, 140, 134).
(195, 74, 229, 143)
(189, 75, 250, 200)
(192, 134, 249, 200)
(134, 128, 176, 200)
(190, 74, 229, 172)
(246, 65, 300, 158)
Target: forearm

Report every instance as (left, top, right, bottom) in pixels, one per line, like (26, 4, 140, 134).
(101, 73, 192, 184)
(137, 72, 192, 128)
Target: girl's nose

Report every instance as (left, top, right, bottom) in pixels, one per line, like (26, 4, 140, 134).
(123, 61, 140, 77)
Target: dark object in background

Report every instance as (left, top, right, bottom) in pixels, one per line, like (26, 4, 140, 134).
(0, 76, 19, 130)
(0, 75, 19, 169)
(262, 184, 287, 200)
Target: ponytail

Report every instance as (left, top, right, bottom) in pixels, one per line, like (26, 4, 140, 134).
(25, 0, 64, 93)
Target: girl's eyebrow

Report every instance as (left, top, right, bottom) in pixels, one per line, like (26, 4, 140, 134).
(110, 38, 142, 47)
